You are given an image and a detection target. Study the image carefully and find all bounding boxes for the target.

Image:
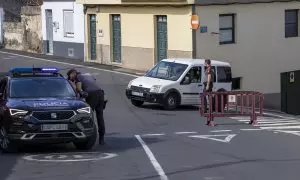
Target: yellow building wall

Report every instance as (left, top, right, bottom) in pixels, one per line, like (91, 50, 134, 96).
(97, 6, 192, 51)
(86, 5, 193, 70)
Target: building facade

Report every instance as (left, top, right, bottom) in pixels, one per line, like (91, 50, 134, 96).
(194, 0, 300, 110)
(77, 0, 194, 71)
(41, 0, 85, 60)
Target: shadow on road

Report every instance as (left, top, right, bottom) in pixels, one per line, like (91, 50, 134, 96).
(140, 104, 199, 112)
(16, 134, 164, 154)
(0, 153, 20, 180)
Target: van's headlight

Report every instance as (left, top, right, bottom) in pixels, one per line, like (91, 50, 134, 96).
(150, 85, 161, 93)
(9, 109, 28, 116)
(77, 107, 91, 114)
(127, 80, 133, 89)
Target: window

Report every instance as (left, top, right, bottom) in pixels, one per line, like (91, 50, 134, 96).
(217, 66, 232, 82)
(219, 14, 235, 44)
(182, 66, 202, 84)
(232, 77, 241, 90)
(146, 61, 188, 81)
(204, 66, 216, 82)
(63, 10, 74, 37)
(10, 78, 76, 98)
(285, 9, 298, 38)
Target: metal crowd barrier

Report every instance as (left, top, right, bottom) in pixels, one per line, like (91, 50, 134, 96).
(199, 91, 264, 126)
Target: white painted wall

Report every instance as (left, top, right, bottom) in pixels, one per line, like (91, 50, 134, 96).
(41, 1, 84, 43)
(195, 2, 300, 95)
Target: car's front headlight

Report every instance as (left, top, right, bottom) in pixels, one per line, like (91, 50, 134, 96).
(127, 80, 133, 89)
(9, 108, 28, 116)
(77, 107, 91, 114)
(150, 85, 161, 93)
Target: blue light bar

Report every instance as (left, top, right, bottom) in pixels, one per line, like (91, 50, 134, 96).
(10, 67, 59, 74)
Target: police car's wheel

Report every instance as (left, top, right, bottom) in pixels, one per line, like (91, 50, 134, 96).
(163, 93, 178, 110)
(73, 127, 97, 150)
(131, 99, 144, 107)
(0, 125, 17, 153)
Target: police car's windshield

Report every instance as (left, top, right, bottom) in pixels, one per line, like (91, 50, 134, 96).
(9, 78, 76, 98)
(145, 61, 188, 81)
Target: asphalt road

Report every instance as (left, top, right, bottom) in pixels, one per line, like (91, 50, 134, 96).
(1, 51, 300, 180)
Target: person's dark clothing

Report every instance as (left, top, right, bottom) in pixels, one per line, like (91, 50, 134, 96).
(85, 89, 105, 142)
(75, 72, 105, 144)
(76, 73, 101, 93)
(203, 66, 214, 112)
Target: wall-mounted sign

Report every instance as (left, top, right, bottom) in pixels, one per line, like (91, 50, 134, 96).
(290, 72, 295, 83)
(200, 26, 207, 33)
(98, 29, 103, 37)
(191, 14, 199, 30)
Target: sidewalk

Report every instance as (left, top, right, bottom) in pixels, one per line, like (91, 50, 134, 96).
(0, 49, 146, 76)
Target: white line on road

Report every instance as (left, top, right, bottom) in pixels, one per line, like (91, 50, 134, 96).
(175, 132, 197, 134)
(256, 122, 300, 126)
(260, 125, 300, 130)
(135, 135, 169, 180)
(0, 51, 139, 77)
(246, 120, 299, 124)
(210, 130, 232, 132)
(237, 118, 296, 122)
(142, 133, 166, 136)
(240, 129, 263, 131)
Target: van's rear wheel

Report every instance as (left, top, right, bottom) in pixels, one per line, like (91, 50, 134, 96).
(131, 99, 144, 107)
(163, 93, 179, 110)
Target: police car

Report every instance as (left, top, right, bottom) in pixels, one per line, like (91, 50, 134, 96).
(0, 67, 97, 153)
(126, 58, 232, 110)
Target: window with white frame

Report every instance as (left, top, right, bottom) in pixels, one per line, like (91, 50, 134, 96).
(63, 10, 74, 37)
(219, 14, 235, 44)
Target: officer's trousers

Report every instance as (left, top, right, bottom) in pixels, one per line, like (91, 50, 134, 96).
(85, 89, 105, 139)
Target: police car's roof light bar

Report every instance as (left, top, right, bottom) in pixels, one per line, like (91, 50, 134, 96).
(10, 67, 60, 74)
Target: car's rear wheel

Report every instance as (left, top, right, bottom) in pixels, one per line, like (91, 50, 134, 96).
(131, 99, 144, 107)
(0, 125, 18, 153)
(73, 127, 97, 150)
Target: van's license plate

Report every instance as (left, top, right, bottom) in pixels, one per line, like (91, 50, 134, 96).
(132, 91, 143, 97)
(42, 124, 68, 131)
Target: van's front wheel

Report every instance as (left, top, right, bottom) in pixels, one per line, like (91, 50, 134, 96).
(163, 93, 178, 110)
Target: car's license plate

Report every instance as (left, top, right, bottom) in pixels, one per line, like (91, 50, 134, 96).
(41, 124, 68, 131)
(132, 91, 143, 96)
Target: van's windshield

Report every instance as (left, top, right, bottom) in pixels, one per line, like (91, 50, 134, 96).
(145, 61, 188, 81)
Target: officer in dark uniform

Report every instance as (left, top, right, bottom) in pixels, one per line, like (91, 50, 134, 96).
(203, 59, 215, 113)
(67, 69, 106, 145)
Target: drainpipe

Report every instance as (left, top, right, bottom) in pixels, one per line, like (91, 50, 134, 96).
(192, 4, 197, 59)
(83, 5, 87, 62)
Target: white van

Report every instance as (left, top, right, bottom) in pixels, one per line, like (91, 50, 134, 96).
(125, 58, 232, 110)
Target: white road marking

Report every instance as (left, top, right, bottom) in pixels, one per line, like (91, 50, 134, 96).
(257, 122, 300, 126)
(274, 130, 300, 136)
(240, 129, 263, 131)
(23, 152, 118, 162)
(135, 135, 169, 180)
(142, 133, 165, 136)
(260, 125, 300, 130)
(238, 118, 296, 122)
(189, 134, 236, 143)
(251, 120, 299, 124)
(210, 130, 232, 132)
(0, 51, 139, 77)
(175, 131, 197, 134)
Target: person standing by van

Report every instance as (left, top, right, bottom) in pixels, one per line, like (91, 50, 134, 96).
(203, 59, 215, 113)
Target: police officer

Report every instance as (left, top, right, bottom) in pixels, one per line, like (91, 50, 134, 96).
(203, 59, 215, 113)
(67, 69, 106, 145)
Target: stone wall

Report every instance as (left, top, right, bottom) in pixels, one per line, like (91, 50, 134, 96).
(3, 6, 42, 53)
